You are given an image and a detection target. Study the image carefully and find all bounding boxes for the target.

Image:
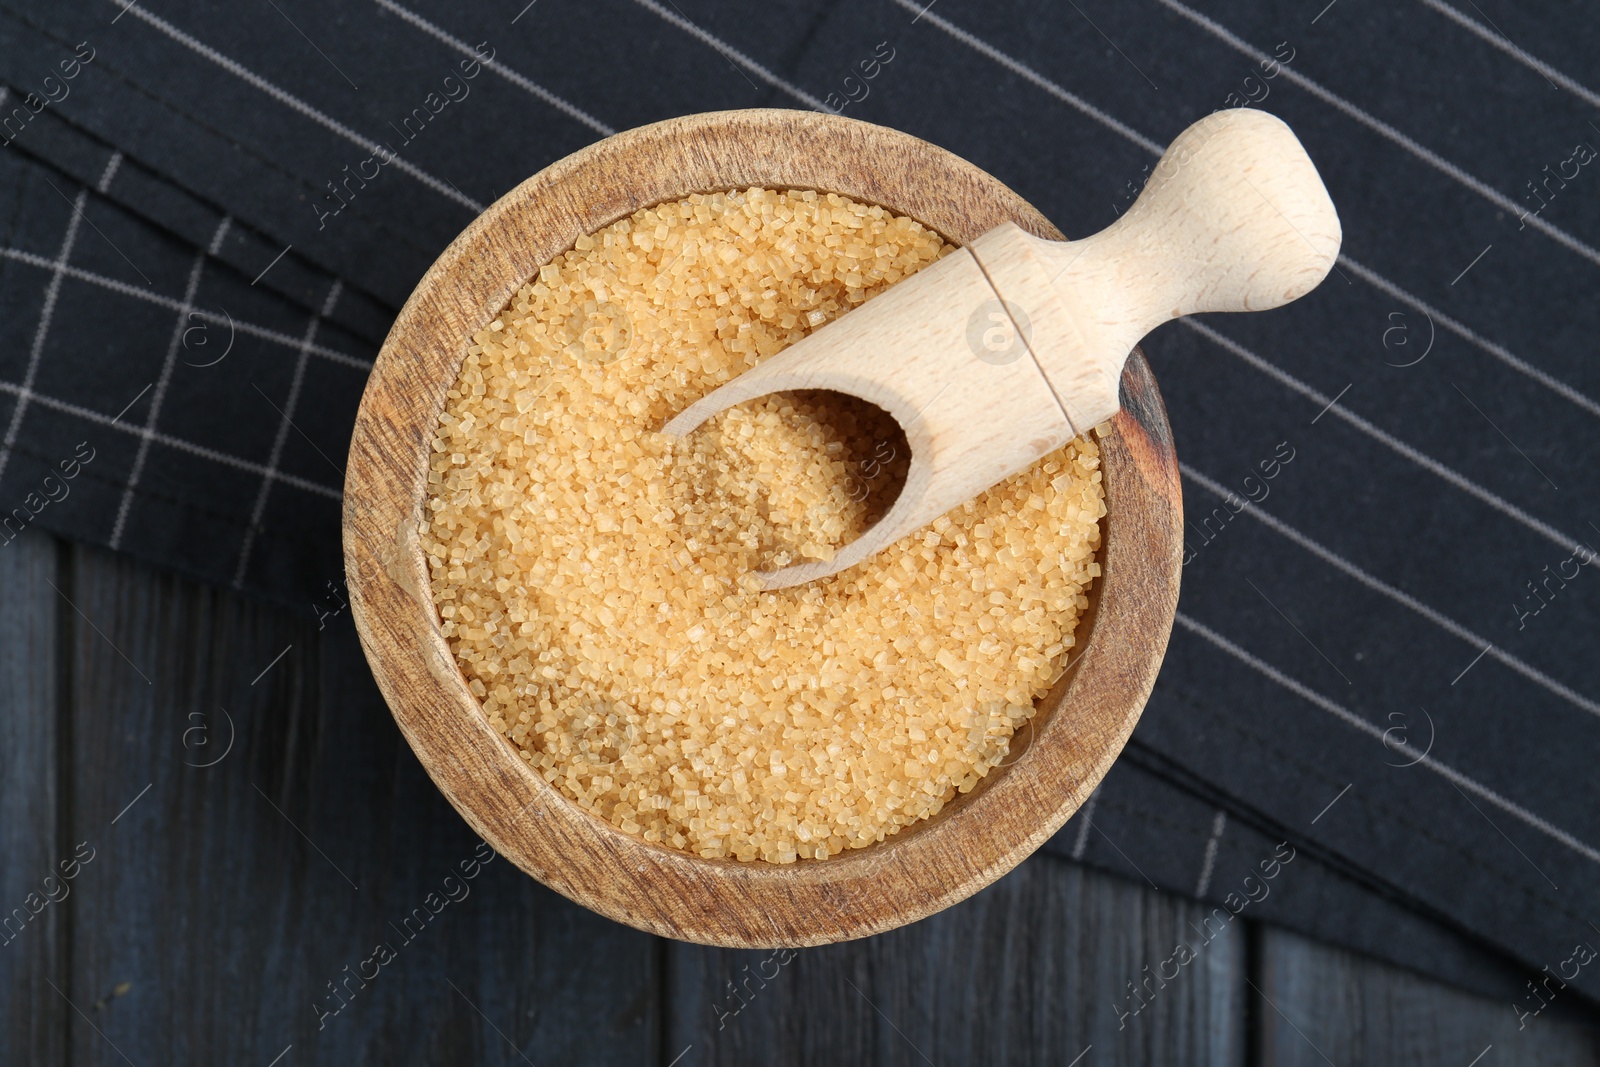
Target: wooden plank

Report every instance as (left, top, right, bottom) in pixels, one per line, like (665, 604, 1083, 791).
(1259, 926, 1600, 1066)
(61, 539, 320, 1064)
(61, 542, 657, 1064)
(667, 853, 1245, 1066)
(0, 530, 64, 1065)
(308, 619, 661, 1066)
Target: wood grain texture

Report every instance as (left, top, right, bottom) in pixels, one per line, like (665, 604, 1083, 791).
(0, 531, 64, 1065)
(1259, 926, 1600, 1066)
(668, 853, 1245, 1066)
(58, 541, 655, 1065)
(344, 108, 1185, 948)
(62, 538, 321, 1063)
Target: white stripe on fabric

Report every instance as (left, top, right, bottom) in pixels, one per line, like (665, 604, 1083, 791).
(373, 0, 614, 136)
(97, 151, 124, 193)
(110, 234, 217, 548)
(630, 0, 837, 113)
(207, 215, 233, 256)
(1155, 0, 1600, 268)
(1181, 464, 1600, 719)
(1175, 611, 1600, 868)
(887, 0, 1162, 152)
(1195, 810, 1227, 897)
(1415, 0, 1600, 110)
(0, 246, 370, 369)
(1339, 255, 1600, 420)
(1183, 319, 1586, 557)
(0, 191, 89, 484)
(0, 380, 339, 500)
(112, 1, 482, 211)
(233, 279, 345, 587)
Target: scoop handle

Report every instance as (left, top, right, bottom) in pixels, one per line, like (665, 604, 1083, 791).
(1054, 107, 1341, 313)
(992, 107, 1341, 430)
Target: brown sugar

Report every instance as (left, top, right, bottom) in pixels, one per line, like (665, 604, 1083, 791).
(423, 188, 1105, 863)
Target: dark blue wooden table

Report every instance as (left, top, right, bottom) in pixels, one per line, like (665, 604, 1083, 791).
(3, 528, 1597, 1064)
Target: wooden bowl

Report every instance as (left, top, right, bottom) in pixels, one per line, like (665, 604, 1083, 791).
(343, 109, 1182, 947)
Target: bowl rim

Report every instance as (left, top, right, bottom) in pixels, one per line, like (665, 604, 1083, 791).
(343, 107, 1182, 948)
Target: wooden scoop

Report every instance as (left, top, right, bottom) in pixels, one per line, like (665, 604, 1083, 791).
(662, 108, 1341, 588)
